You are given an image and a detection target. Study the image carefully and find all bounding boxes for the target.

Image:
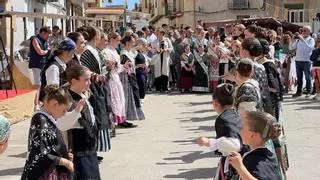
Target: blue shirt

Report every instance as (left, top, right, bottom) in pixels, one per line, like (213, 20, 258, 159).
(291, 36, 315, 62)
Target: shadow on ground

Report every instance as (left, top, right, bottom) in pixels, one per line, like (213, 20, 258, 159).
(157, 151, 218, 165)
(164, 167, 217, 179)
(179, 115, 217, 123)
(8, 152, 27, 159)
(0, 167, 23, 176)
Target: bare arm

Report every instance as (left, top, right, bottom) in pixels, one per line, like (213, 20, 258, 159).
(32, 39, 48, 56)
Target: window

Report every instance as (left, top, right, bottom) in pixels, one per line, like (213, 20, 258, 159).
(145, 0, 148, 8)
(287, 9, 304, 23)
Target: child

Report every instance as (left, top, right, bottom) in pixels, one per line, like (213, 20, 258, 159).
(0, 115, 10, 155)
(234, 58, 262, 114)
(22, 85, 78, 180)
(228, 111, 282, 180)
(180, 45, 194, 92)
(58, 65, 102, 180)
(197, 83, 243, 180)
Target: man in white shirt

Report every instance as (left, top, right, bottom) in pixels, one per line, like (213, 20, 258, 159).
(146, 26, 157, 45)
(291, 26, 315, 98)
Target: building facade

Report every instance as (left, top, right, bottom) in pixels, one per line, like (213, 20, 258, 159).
(147, 0, 283, 28)
(282, 0, 320, 32)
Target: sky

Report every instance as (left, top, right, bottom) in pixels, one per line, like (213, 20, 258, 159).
(104, 0, 139, 10)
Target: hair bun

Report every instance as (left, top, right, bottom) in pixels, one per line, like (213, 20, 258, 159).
(45, 84, 60, 95)
(82, 31, 90, 41)
(267, 123, 282, 140)
(223, 83, 235, 96)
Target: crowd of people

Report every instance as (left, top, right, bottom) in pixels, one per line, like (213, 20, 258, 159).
(8, 21, 319, 179)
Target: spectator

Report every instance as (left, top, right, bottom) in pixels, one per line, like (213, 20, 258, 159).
(291, 26, 315, 98)
(310, 37, 320, 100)
(49, 25, 64, 50)
(29, 26, 51, 87)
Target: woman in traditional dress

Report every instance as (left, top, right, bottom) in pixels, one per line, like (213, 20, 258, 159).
(101, 32, 135, 128)
(38, 38, 76, 103)
(152, 29, 174, 93)
(240, 37, 273, 115)
(207, 44, 221, 92)
(180, 45, 194, 92)
(256, 38, 289, 179)
(120, 35, 145, 121)
(22, 85, 75, 180)
(67, 32, 86, 67)
(80, 26, 110, 160)
(192, 44, 210, 92)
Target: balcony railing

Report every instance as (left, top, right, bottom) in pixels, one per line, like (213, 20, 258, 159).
(228, 0, 250, 9)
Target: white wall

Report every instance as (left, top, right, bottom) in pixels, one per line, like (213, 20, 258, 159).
(9, 0, 66, 53)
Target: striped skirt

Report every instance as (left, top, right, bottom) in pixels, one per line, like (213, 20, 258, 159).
(97, 129, 111, 152)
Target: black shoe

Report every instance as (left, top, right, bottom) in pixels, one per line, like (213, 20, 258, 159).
(98, 156, 103, 162)
(292, 93, 302, 98)
(117, 122, 137, 128)
(110, 128, 116, 138)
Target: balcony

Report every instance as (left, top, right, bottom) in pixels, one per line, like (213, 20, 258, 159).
(228, 0, 250, 9)
(37, 0, 59, 3)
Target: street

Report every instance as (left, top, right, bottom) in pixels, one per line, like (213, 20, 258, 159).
(0, 92, 319, 180)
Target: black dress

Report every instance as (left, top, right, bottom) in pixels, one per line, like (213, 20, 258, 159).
(243, 147, 282, 180)
(68, 90, 101, 180)
(21, 111, 71, 180)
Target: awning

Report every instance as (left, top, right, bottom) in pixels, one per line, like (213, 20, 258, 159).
(205, 17, 301, 33)
(85, 7, 125, 15)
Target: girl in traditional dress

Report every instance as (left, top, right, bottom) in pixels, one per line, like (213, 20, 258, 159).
(197, 84, 243, 180)
(229, 111, 282, 180)
(234, 58, 262, 115)
(192, 44, 210, 92)
(59, 65, 101, 180)
(120, 35, 145, 121)
(135, 38, 150, 103)
(102, 32, 135, 128)
(22, 85, 75, 180)
(180, 45, 194, 92)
